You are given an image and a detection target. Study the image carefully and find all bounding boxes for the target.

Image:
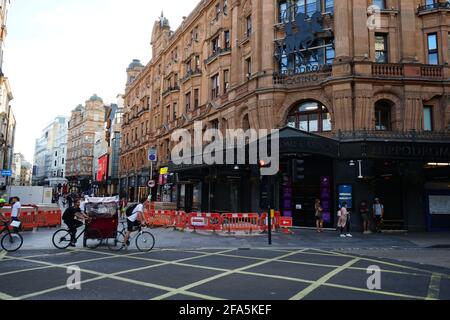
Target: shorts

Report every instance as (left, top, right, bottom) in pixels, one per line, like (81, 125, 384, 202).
(361, 214, 369, 222)
(127, 219, 141, 232)
(315, 214, 323, 221)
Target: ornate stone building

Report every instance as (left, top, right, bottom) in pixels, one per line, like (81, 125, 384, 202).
(121, 0, 450, 231)
(66, 95, 106, 193)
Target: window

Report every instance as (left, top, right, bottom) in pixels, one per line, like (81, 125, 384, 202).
(325, 0, 334, 13)
(287, 101, 332, 133)
(373, 0, 386, 9)
(423, 106, 433, 131)
(194, 89, 200, 109)
(211, 74, 220, 99)
(245, 57, 252, 78)
(173, 102, 178, 120)
(195, 55, 201, 70)
(212, 36, 220, 54)
(375, 101, 392, 131)
(428, 33, 439, 65)
(215, 3, 221, 20)
(223, 70, 230, 93)
(166, 105, 171, 123)
(211, 119, 219, 130)
(62, 158, 65, 165)
(448, 33, 450, 62)
(279, 0, 288, 23)
(185, 92, 192, 112)
(223, 0, 228, 15)
(375, 34, 388, 63)
(224, 30, 231, 49)
(186, 59, 192, 73)
(246, 15, 252, 37)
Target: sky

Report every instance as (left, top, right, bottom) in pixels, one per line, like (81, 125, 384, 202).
(3, 0, 199, 163)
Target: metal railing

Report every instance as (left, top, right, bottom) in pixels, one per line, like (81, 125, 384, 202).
(418, 1, 450, 13)
(181, 69, 202, 83)
(162, 85, 180, 97)
(204, 47, 231, 65)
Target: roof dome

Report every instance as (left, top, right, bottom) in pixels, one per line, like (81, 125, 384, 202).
(89, 94, 103, 103)
(128, 59, 144, 70)
(74, 104, 84, 112)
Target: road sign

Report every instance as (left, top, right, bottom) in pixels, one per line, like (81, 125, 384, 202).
(148, 148, 157, 162)
(1, 170, 12, 177)
(160, 167, 169, 175)
(148, 180, 156, 188)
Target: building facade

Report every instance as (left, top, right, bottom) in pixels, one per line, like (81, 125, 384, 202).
(12, 153, 32, 186)
(120, 0, 450, 231)
(32, 116, 69, 189)
(66, 95, 106, 193)
(0, 0, 15, 188)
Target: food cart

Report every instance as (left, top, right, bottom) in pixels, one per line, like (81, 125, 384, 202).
(81, 197, 119, 246)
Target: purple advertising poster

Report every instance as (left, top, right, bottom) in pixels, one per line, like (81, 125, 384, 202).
(320, 176, 331, 223)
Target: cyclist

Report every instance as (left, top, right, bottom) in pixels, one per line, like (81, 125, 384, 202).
(62, 198, 90, 247)
(123, 198, 146, 248)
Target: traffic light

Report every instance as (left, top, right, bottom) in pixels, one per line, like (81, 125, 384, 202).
(292, 159, 305, 183)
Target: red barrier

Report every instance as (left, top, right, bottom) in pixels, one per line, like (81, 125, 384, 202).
(188, 213, 222, 232)
(147, 210, 174, 228)
(279, 217, 294, 234)
(0, 212, 11, 232)
(260, 211, 281, 232)
(221, 213, 260, 234)
(173, 211, 188, 231)
(46, 210, 62, 227)
(20, 210, 37, 231)
(36, 210, 48, 228)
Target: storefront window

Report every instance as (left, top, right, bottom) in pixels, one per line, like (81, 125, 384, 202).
(288, 101, 332, 132)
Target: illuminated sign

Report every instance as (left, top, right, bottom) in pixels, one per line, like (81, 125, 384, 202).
(97, 154, 109, 182)
(160, 167, 169, 175)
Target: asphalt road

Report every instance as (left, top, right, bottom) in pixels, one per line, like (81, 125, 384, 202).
(1, 247, 449, 300)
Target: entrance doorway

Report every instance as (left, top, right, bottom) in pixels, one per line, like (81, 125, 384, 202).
(280, 155, 334, 227)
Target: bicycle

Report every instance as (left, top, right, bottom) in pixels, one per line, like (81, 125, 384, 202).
(0, 221, 23, 252)
(52, 220, 103, 250)
(107, 222, 155, 252)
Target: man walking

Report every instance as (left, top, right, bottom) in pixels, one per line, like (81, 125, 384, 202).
(372, 198, 384, 233)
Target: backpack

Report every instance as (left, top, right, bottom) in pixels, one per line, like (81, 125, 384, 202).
(126, 204, 139, 217)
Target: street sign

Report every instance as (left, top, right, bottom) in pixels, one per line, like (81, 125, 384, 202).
(1, 170, 12, 177)
(148, 148, 157, 162)
(160, 167, 169, 175)
(148, 180, 156, 188)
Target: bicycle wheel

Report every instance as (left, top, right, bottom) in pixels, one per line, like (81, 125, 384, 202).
(135, 231, 155, 252)
(52, 229, 72, 249)
(85, 228, 103, 249)
(1, 232, 23, 252)
(107, 231, 125, 251)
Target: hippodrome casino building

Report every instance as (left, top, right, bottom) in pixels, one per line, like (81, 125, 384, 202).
(120, 0, 450, 232)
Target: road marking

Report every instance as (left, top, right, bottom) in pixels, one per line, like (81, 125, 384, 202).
(314, 248, 450, 280)
(9, 249, 236, 300)
(289, 258, 361, 300)
(151, 249, 308, 300)
(0, 292, 13, 300)
(0, 251, 6, 261)
(427, 274, 441, 300)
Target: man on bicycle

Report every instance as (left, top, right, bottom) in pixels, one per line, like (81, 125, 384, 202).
(62, 199, 90, 247)
(123, 198, 146, 248)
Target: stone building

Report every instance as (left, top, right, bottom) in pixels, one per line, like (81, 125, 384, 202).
(120, 0, 450, 231)
(66, 95, 106, 193)
(12, 153, 32, 186)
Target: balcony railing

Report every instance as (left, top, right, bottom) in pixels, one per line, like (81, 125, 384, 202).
(421, 65, 443, 78)
(204, 47, 231, 65)
(162, 85, 180, 97)
(336, 129, 450, 142)
(181, 69, 202, 83)
(418, 2, 450, 13)
(372, 63, 404, 77)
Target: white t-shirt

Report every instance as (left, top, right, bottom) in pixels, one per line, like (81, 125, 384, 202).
(374, 204, 384, 216)
(11, 202, 21, 218)
(128, 204, 144, 222)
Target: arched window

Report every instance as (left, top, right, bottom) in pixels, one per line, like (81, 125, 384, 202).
(287, 101, 331, 132)
(242, 114, 250, 131)
(375, 101, 392, 131)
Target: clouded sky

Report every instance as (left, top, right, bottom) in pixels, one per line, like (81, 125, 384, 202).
(4, 0, 199, 162)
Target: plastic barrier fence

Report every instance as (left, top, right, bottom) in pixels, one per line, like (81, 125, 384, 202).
(188, 213, 222, 232)
(173, 211, 188, 231)
(260, 212, 281, 232)
(221, 213, 260, 234)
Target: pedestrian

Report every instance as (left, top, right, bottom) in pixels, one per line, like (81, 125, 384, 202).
(337, 202, 352, 238)
(359, 200, 371, 234)
(372, 198, 384, 233)
(67, 194, 73, 208)
(10, 197, 22, 233)
(315, 199, 324, 233)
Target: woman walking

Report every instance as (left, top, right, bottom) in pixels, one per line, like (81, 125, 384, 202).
(337, 202, 352, 238)
(315, 199, 324, 233)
